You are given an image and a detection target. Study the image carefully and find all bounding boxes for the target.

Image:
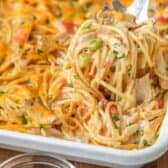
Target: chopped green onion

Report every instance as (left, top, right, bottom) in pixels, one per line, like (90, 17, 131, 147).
(119, 54, 125, 59)
(79, 53, 92, 68)
(82, 24, 92, 33)
(113, 50, 119, 55)
(20, 115, 28, 125)
(0, 91, 5, 96)
(143, 139, 150, 147)
(112, 113, 119, 121)
(112, 42, 125, 59)
(88, 38, 103, 51)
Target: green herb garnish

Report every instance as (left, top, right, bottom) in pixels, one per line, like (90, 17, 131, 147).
(112, 113, 119, 121)
(88, 38, 103, 51)
(119, 54, 125, 59)
(114, 123, 119, 129)
(83, 24, 92, 31)
(113, 50, 125, 59)
(113, 50, 119, 55)
(20, 115, 28, 125)
(143, 139, 150, 147)
(112, 42, 125, 59)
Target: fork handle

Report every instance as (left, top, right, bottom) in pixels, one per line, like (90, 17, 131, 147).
(136, 0, 150, 23)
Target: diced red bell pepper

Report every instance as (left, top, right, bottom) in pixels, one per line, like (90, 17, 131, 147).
(62, 20, 74, 33)
(110, 104, 118, 115)
(101, 98, 108, 109)
(156, 16, 168, 23)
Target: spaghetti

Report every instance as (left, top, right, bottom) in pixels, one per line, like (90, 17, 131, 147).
(0, 0, 167, 150)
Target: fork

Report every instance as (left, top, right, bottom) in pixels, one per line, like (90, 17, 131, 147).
(112, 0, 150, 23)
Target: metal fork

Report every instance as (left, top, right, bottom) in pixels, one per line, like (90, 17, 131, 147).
(112, 0, 150, 23)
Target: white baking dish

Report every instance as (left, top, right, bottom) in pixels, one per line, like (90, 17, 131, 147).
(0, 108, 168, 168)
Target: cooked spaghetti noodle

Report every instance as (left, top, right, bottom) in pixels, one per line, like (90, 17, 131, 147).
(0, 0, 167, 150)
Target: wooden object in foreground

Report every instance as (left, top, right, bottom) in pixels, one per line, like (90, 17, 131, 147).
(0, 149, 167, 168)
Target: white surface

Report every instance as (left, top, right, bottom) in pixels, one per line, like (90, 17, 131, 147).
(0, 107, 168, 168)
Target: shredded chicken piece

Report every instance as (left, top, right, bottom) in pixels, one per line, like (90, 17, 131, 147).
(135, 74, 155, 104)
